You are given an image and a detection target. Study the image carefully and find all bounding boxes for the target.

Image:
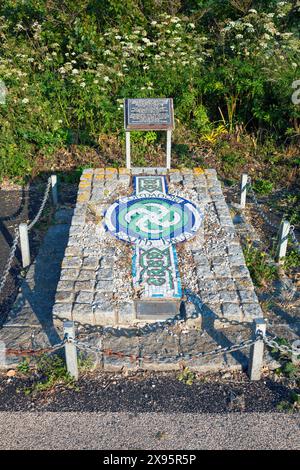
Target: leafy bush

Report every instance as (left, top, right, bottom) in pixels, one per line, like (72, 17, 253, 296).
(0, 1, 299, 181)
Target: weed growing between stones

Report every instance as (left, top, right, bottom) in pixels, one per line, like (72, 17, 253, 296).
(243, 241, 278, 288)
(16, 352, 92, 396)
(267, 337, 300, 412)
(177, 367, 196, 386)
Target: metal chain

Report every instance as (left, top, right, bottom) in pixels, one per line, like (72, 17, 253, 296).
(0, 178, 52, 296)
(5, 338, 67, 357)
(28, 177, 51, 231)
(246, 177, 279, 231)
(53, 310, 185, 338)
(263, 335, 296, 355)
(0, 228, 20, 296)
(52, 286, 254, 339)
(184, 288, 252, 328)
(71, 335, 260, 362)
(289, 225, 300, 254)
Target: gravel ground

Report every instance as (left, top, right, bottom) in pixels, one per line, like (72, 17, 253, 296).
(0, 369, 299, 413)
(0, 411, 299, 450)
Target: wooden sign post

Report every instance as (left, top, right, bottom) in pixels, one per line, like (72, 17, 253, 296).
(124, 98, 174, 169)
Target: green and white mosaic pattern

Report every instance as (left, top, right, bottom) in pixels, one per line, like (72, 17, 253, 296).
(105, 175, 203, 299)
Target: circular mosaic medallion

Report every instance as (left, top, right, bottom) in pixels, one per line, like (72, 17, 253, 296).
(105, 194, 203, 245)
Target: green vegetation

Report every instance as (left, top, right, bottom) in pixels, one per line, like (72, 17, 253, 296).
(178, 367, 196, 385)
(243, 241, 278, 287)
(16, 352, 92, 395)
(0, 0, 298, 185)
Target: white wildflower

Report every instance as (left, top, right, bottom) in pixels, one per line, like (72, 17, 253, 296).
(22, 98, 29, 104)
(188, 23, 195, 29)
(80, 82, 86, 88)
(103, 76, 110, 82)
(72, 69, 79, 74)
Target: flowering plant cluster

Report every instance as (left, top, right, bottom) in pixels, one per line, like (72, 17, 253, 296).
(0, 0, 299, 180)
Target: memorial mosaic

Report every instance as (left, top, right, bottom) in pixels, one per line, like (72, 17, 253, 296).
(104, 176, 203, 300)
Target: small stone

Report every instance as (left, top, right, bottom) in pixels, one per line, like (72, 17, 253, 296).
(6, 370, 16, 377)
(221, 303, 243, 319)
(52, 303, 73, 318)
(57, 281, 75, 291)
(118, 302, 135, 324)
(61, 257, 82, 269)
(75, 291, 94, 304)
(96, 280, 114, 292)
(72, 303, 95, 324)
(55, 291, 74, 303)
(74, 280, 95, 292)
(60, 269, 79, 281)
(82, 257, 99, 270)
(97, 268, 113, 280)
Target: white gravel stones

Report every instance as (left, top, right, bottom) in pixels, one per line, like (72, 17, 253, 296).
(53, 167, 263, 327)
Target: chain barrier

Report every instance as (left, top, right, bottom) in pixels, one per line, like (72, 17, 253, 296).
(5, 338, 66, 357)
(53, 309, 186, 339)
(0, 228, 20, 297)
(52, 288, 253, 339)
(28, 177, 51, 231)
(263, 335, 297, 355)
(71, 335, 260, 363)
(0, 178, 51, 296)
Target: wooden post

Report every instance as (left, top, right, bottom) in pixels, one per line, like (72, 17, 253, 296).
(19, 223, 31, 268)
(125, 131, 131, 169)
(276, 219, 290, 262)
(0, 341, 6, 369)
(248, 318, 267, 381)
(240, 173, 248, 209)
(51, 175, 58, 206)
(64, 321, 78, 380)
(166, 130, 172, 169)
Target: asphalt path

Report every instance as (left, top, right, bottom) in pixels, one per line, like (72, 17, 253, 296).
(0, 412, 299, 450)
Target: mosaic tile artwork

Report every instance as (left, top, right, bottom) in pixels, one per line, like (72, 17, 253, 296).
(105, 176, 203, 299)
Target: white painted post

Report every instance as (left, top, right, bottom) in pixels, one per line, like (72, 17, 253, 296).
(0, 341, 6, 369)
(291, 340, 300, 366)
(63, 321, 78, 380)
(277, 219, 290, 262)
(248, 318, 267, 381)
(125, 131, 131, 169)
(240, 173, 248, 209)
(51, 175, 58, 206)
(166, 130, 172, 169)
(19, 223, 31, 268)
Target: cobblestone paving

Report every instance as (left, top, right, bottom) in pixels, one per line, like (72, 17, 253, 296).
(0, 168, 273, 372)
(53, 167, 263, 327)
